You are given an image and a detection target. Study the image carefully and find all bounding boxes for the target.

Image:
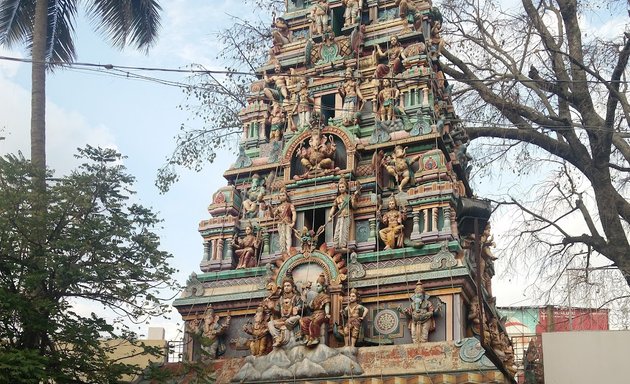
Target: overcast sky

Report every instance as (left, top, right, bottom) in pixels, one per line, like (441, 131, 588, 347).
(0, 1, 626, 340)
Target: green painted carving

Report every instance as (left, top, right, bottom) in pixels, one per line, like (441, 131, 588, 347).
(316, 42, 342, 65)
(356, 220, 370, 243)
(455, 338, 494, 367)
(275, 250, 340, 286)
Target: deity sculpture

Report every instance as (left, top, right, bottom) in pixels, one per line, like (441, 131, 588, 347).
(479, 223, 498, 299)
(292, 78, 314, 130)
(273, 187, 297, 254)
(263, 61, 289, 103)
(429, 20, 445, 61)
(488, 317, 506, 360)
(374, 35, 406, 77)
(339, 288, 367, 347)
(268, 101, 286, 141)
(243, 305, 272, 356)
(377, 78, 402, 121)
(378, 195, 406, 250)
(297, 128, 336, 176)
(329, 177, 361, 250)
(295, 225, 325, 257)
(342, 0, 362, 27)
(188, 306, 231, 359)
(309, 0, 330, 36)
(300, 273, 331, 347)
(266, 275, 304, 347)
(242, 173, 266, 218)
(337, 67, 364, 126)
(467, 295, 490, 341)
(232, 224, 262, 269)
(381, 145, 421, 192)
(399, 280, 435, 344)
(396, 0, 423, 30)
(271, 16, 291, 56)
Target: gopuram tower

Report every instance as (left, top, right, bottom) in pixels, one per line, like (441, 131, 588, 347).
(173, 1, 517, 382)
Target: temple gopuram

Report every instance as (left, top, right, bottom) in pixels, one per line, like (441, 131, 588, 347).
(172, 0, 517, 382)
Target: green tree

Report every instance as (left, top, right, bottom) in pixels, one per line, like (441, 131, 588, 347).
(0, 146, 177, 383)
(0, 0, 162, 172)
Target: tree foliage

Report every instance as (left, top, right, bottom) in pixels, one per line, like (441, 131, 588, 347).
(156, 0, 284, 192)
(0, 147, 177, 383)
(438, 0, 630, 294)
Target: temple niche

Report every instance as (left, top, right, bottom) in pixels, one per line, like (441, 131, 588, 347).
(174, 0, 516, 383)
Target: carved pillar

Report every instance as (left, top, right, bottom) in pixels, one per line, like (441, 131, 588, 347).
(203, 241, 211, 261)
(368, 218, 376, 241)
(329, 283, 343, 327)
(262, 231, 271, 255)
(442, 206, 451, 232)
(211, 239, 219, 260)
(218, 238, 225, 260)
(325, 208, 334, 244)
(422, 88, 430, 107)
(412, 211, 420, 234)
(423, 208, 429, 233)
(432, 207, 439, 232)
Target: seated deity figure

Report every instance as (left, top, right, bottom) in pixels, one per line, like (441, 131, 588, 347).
(378, 195, 406, 250)
(298, 128, 336, 175)
(299, 273, 331, 347)
(337, 67, 364, 126)
(343, 0, 362, 27)
(339, 288, 367, 346)
(242, 173, 266, 218)
(263, 61, 289, 103)
(329, 177, 361, 250)
(242, 305, 271, 356)
(266, 275, 303, 347)
(374, 35, 407, 77)
(309, 0, 329, 36)
(232, 225, 261, 269)
(271, 17, 291, 55)
(188, 306, 231, 359)
(399, 280, 435, 344)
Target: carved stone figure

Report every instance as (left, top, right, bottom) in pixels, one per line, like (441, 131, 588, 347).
(374, 35, 406, 77)
(273, 188, 296, 253)
(377, 78, 401, 121)
(292, 78, 314, 130)
(329, 177, 360, 250)
(467, 295, 490, 341)
(300, 273, 331, 347)
(480, 222, 498, 299)
(295, 225, 325, 257)
(488, 317, 506, 360)
(232, 225, 262, 269)
(297, 128, 336, 176)
(271, 17, 291, 56)
(263, 61, 289, 103)
(338, 67, 363, 126)
(382, 145, 421, 192)
(309, 0, 330, 36)
(378, 195, 406, 250)
(396, 0, 423, 30)
(429, 20, 445, 61)
(266, 275, 303, 347)
(268, 101, 286, 141)
(189, 306, 231, 359)
(399, 281, 435, 344)
(242, 174, 266, 218)
(343, 0, 362, 27)
(339, 288, 367, 346)
(243, 306, 272, 356)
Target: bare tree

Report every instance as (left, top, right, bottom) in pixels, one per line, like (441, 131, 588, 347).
(438, 0, 630, 292)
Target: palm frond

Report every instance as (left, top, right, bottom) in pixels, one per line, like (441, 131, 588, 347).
(0, 0, 36, 47)
(87, 0, 161, 52)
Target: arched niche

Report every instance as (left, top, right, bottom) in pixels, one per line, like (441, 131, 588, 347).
(281, 126, 357, 182)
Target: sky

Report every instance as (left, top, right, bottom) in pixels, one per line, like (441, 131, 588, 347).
(0, 0, 627, 340)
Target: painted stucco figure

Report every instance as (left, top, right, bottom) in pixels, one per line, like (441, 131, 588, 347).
(298, 128, 336, 176)
(329, 177, 360, 250)
(299, 273, 331, 347)
(243, 305, 272, 356)
(378, 195, 406, 250)
(273, 187, 297, 253)
(266, 275, 304, 347)
(399, 280, 435, 343)
(232, 225, 261, 269)
(189, 306, 231, 359)
(339, 288, 367, 346)
(338, 67, 364, 126)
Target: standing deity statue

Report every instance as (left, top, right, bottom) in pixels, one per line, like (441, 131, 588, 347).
(378, 195, 406, 250)
(377, 78, 401, 121)
(243, 305, 272, 356)
(273, 188, 297, 254)
(337, 67, 364, 126)
(329, 177, 360, 250)
(381, 145, 421, 191)
(300, 273, 332, 347)
(266, 275, 304, 347)
(374, 35, 406, 77)
(232, 225, 262, 269)
(292, 77, 314, 130)
(297, 128, 337, 176)
(480, 222, 498, 299)
(339, 288, 367, 347)
(309, 0, 330, 36)
(188, 306, 231, 359)
(343, 0, 362, 27)
(268, 101, 286, 141)
(399, 280, 435, 344)
(242, 173, 266, 218)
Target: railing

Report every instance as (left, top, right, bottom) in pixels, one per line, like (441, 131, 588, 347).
(166, 339, 185, 363)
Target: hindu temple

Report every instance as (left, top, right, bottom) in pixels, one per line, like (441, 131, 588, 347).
(172, 0, 517, 382)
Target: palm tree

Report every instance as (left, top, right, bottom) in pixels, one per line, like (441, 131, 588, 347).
(0, 0, 162, 171)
